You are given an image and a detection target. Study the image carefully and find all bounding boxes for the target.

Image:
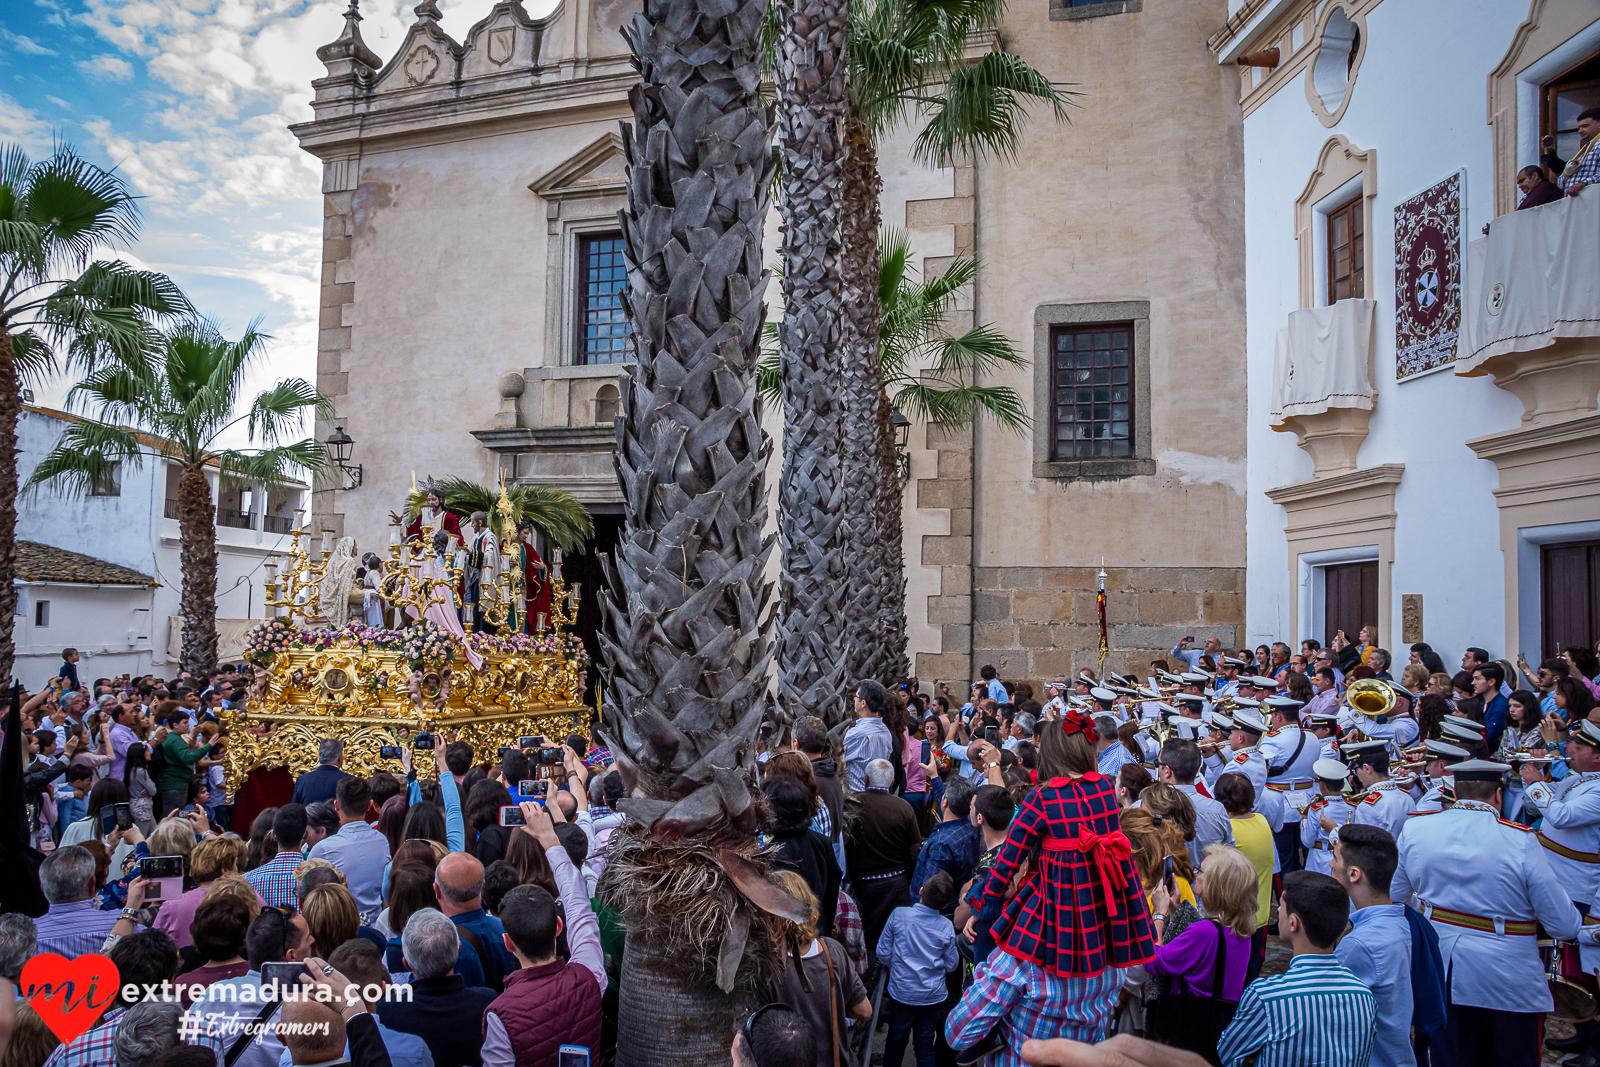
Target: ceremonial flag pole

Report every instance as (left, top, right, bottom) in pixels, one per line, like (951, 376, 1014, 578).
(1097, 559, 1109, 680)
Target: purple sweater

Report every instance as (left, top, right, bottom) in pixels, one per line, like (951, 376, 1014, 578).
(1145, 919, 1251, 1001)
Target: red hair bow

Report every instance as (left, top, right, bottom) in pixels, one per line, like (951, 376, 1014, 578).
(1059, 709, 1096, 742)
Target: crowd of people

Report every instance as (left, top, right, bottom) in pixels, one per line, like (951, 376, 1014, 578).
(4, 630, 1600, 1067)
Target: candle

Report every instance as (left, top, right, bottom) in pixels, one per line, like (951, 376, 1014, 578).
(390, 524, 401, 546)
(552, 547, 562, 567)
(320, 530, 331, 554)
(293, 508, 306, 530)
(537, 614, 547, 634)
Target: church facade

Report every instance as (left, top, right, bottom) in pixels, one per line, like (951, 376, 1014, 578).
(292, 0, 1249, 690)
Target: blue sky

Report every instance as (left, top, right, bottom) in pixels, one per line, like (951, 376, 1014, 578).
(2, 0, 547, 414)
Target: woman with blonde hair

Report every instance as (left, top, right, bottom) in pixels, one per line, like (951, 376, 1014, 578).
(301, 882, 360, 955)
(762, 869, 872, 1067)
(1143, 845, 1257, 1064)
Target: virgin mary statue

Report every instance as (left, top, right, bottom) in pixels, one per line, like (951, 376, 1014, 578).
(316, 537, 360, 627)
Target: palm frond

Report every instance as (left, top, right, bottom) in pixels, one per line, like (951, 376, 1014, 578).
(893, 378, 1030, 433)
(20, 147, 141, 269)
(914, 51, 1078, 166)
(406, 477, 595, 551)
(246, 378, 334, 443)
(22, 420, 144, 498)
(215, 440, 327, 490)
(8, 328, 56, 387)
(757, 350, 781, 409)
(926, 322, 1032, 380)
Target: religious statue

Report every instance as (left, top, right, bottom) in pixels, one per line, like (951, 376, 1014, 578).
(464, 510, 499, 632)
(315, 536, 360, 628)
(360, 552, 386, 627)
(406, 530, 483, 669)
(391, 481, 461, 546)
(521, 523, 553, 635)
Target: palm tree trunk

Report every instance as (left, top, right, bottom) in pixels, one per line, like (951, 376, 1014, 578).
(839, 116, 906, 687)
(599, 0, 779, 1055)
(177, 464, 219, 674)
(773, 0, 849, 727)
(615, 937, 759, 1066)
(0, 329, 19, 687)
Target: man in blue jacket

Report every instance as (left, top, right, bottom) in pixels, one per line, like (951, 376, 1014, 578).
(293, 738, 352, 806)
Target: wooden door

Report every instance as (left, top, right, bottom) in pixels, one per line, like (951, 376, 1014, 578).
(1324, 561, 1378, 649)
(1542, 541, 1600, 661)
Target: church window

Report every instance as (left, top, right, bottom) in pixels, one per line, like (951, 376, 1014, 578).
(1049, 323, 1135, 460)
(1542, 51, 1600, 166)
(576, 233, 631, 365)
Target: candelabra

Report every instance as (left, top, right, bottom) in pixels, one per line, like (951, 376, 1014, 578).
(263, 511, 335, 621)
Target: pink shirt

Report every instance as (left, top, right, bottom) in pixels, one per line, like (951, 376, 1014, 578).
(903, 731, 929, 793)
(152, 880, 265, 948)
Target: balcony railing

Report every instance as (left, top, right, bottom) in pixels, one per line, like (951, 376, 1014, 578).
(164, 498, 181, 520)
(216, 507, 254, 530)
(264, 514, 294, 534)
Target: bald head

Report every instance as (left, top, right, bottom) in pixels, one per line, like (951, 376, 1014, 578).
(282, 998, 345, 1064)
(553, 791, 577, 819)
(434, 852, 485, 915)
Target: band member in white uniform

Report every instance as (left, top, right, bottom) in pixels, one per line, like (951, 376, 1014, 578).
(1393, 760, 1580, 1067)
(1410, 740, 1470, 815)
(1343, 739, 1411, 840)
(1260, 694, 1316, 874)
(1300, 758, 1353, 876)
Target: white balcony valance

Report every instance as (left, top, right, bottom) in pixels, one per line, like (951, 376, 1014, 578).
(1459, 188, 1600, 375)
(1270, 298, 1376, 428)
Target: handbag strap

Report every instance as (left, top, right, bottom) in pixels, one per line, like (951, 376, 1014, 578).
(224, 999, 282, 1067)
(1205, 919, 1229, 1001)
(821, 940, 841, 1067)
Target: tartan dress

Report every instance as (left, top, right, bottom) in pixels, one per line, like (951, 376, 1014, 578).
(976, 772, 1156, 978)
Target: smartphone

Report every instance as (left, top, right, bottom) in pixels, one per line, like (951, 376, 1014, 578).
(113, 802, 132, 832)
(983, 725, 1000, 747)
(519, 735, 539, 749)
(100, 808, 118, 835)
(414, 732, 434, 750)
(379, 746, 403, 759)
(920, 740, 931, 763)
(140, 855, 184, 902)
(558, 1048, 590, 1067)
(498, 746, 514, 758)
(499, 805, 527, 827)
(538, 747, 563, 765)
(261, 961, 307, 999)
(1182, 636, 1194, 644)
(1162, 855, 1176, 896)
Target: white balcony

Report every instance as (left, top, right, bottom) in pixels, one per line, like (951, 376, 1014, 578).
(1460, 187, 1600, 426)
(1270, 298, 1377, 477)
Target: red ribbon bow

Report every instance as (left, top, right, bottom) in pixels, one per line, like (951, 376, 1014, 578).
(1044, 826, 1136, 919)
(1059, 709, 1096, 742)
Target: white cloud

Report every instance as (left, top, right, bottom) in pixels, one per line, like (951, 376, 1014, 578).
(0, 91, 55, 156)
(0, 29, 57, 56)
(76, 54, 135, 81)
(45, 95, 72, 110)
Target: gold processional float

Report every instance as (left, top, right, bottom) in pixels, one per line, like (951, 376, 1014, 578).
(223, 491, 592, 794)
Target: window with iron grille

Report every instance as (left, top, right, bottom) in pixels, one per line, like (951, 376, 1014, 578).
(576, 233, 631, 365)
(1049, 323, 1135, 460)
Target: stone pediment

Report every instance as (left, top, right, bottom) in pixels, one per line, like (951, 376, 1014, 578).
(460, 1, 543, 80)
(372, 2, 463, 94)
(528, 132, 627, 201)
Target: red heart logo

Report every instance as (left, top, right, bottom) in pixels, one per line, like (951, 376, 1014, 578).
(20, 953, 121, 1045)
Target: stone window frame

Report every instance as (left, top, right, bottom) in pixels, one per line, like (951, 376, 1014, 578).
(1049, 0, 1140, 22)
(1303, 3, 1368, 128)
(553, 215, 633, 368)
(1296, 136, 1376, 310)
(574, 231, 631, 366)
(1032, 300, 1154, 481)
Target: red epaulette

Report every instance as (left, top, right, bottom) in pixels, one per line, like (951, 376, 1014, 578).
(1362, 793, 1381, 805)
(1408, 808, 1443, 817)
(1497, 818, 1533, 832)
(1308, 798, 1326, 811)
(1264, 727, 1282, 738)
(1232, 753, 1248, 764)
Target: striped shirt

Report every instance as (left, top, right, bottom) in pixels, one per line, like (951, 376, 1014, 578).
(33, 898, 121, 958)
(1218, 953, 1375, 1067)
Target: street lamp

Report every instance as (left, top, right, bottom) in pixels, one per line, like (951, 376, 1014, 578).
(891, 410, 911, 488)
(325, 426, 363, 490)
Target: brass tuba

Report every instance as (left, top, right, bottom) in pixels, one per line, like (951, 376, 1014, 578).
(1345, 678, 1395, 718)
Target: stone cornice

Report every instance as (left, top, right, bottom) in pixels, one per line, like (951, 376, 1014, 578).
(290, 65, 635, 157)
(1265, 462, 1405, 507)
(1467, 411, 1600, 462)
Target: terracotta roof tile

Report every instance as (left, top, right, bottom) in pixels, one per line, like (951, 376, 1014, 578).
(16, 541, 156, 587)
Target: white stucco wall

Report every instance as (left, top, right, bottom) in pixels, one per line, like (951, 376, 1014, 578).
(1241, 0, 1577, 661)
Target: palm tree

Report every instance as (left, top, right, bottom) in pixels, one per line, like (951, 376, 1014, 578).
(771, 0, 851, 729)
(402, 477, 593, 551)
(761, 228, 1028, 437)
(0, 143, 189, 684)
(839, 0, 1073, 685)
(594, 0, 807, 1060)
(25, 319, 330, 674)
